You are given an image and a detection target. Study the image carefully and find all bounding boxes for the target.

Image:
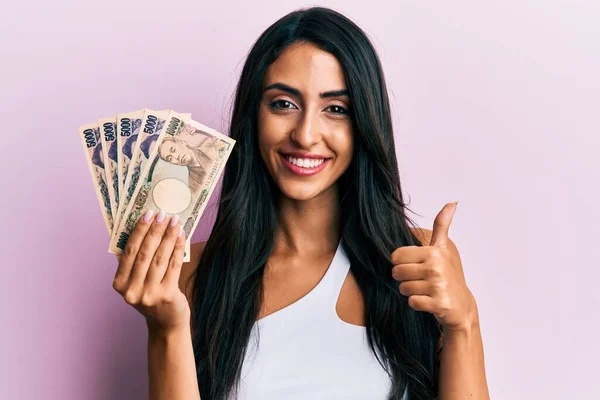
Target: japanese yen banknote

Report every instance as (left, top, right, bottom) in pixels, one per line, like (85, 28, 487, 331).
(79, 110, 235, 262)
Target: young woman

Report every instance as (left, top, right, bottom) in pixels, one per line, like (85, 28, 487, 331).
(112, 7, 490, 400)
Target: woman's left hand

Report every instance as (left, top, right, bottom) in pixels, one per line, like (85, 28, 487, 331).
(391, 202, 477, 331)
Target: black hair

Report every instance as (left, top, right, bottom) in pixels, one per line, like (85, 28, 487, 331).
(191, 7, 441, 399)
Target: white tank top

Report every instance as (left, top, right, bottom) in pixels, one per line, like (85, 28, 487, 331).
(230, 240, 407, 400)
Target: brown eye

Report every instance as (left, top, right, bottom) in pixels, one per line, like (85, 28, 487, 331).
(326, 105, 348, 115)
(270, 100, 297, 110)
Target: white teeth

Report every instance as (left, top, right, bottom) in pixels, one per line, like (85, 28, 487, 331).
(285, 156, 325, 168)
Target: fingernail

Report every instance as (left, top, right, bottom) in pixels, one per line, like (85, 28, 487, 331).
(178, 227, 184, 237)
(143, 209, 154, 223)
(170, 214, 180, 227)
(156, 210, 166, 223)
(452, 201, 459, 208)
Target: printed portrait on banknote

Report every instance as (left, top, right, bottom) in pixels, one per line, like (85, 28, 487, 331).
(89, 130, 111, 222)
(79, 124, 113, 233)
(156, 124, 220, 197)
(107, 139, 119, 205)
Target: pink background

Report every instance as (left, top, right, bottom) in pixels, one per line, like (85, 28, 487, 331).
(1, 1, 598, 399)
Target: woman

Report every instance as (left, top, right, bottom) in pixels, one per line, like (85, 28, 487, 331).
(112, 7, 490, 400)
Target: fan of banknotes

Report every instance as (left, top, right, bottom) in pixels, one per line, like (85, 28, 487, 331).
(78, 109, 235, 262)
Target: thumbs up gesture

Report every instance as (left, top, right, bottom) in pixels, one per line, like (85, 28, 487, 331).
(391, 202, 478, 331)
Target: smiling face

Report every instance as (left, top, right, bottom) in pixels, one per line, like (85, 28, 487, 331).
(258, 41, 354, 201)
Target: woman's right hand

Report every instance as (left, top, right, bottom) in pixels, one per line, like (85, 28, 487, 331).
(112, 209, 191, 334)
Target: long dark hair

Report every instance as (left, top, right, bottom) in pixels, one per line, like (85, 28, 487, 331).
(191, 7, 441, 400)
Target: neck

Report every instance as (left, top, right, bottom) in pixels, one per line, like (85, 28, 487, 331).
(273, 185, 341, 257)
(187, 149, 200, 167)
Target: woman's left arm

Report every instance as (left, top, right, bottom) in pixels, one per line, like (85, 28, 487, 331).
(437, 294, 489, 400)
(396, 202, 490, 400)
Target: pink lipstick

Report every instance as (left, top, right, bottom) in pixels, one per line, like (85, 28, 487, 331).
(280, 153, 330, 176)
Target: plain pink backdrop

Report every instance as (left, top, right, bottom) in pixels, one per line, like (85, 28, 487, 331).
(1, 1, 598, 399)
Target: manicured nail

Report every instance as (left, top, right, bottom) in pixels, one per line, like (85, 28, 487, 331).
(178, 227, 184, 237)
(156, 209, 166, 223)
(170, 214, 180, 227)
(143, 209, 154, 223)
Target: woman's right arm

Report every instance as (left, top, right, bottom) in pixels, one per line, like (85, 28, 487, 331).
(147, 241, 206, 400)
(148, 323, 200, 400)
(112, 210, 205, 400)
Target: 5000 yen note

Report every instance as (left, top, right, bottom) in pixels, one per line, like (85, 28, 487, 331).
(108, 109, 171, 253)
(112, 110, 191, 242)
(109, 114, 235, 262)
(98, 117, 119, 226)
(78, 123, 113, 235)
(116, 109, 145, 197)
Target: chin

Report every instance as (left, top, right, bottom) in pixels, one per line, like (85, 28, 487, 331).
(276, 180, 333, 201)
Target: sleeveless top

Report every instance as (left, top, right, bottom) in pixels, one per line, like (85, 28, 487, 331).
(229, 240, 408, 400)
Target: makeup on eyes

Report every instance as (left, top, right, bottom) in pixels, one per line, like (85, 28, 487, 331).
(268, 97, 349, 116)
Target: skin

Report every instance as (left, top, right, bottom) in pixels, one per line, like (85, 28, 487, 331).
(113, 42, 490, 399)
(113, 211, 199, 400)
(254, 42, 358, 321)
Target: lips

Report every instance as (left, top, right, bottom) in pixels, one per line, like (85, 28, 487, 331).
(279, 153, 331, 176)
(281, 151, 329, 159)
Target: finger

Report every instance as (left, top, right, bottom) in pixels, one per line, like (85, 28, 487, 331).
(128, 210, 170, 291)
(391, 246, 429, 265)
(399, 280, 432, 297)
(407, 295, 436, 313)
(162, 227, 186, 289)
(145, 215, 182, 287)
(430, 201, 458, 248)
(113, 209, 155, 285)
(392, 263, 426, 282)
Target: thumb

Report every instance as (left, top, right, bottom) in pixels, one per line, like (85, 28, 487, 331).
(430, 201, 458, 247)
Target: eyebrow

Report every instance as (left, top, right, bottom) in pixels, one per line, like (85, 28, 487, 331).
(264, 82, 349, 98)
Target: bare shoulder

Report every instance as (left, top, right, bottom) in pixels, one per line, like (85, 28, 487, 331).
(409, 227, 459, 256)
(179, 241, 207, 305)
(409, 227, 433, 246)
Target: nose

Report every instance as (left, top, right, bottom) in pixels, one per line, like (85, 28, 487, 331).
(290, 111, 322, 149)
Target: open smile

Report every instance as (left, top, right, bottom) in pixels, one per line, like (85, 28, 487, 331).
(279, 153, 331, 176)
